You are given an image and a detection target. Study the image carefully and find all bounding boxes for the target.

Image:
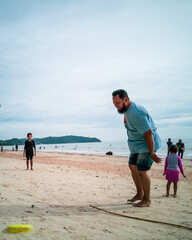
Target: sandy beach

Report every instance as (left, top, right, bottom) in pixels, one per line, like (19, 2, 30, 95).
(0, 150, 192, 240)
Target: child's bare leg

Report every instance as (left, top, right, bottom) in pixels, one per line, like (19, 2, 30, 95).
(166, 181, 171, 197)
(30, 159, 33, 170)
(173, 182, 178, 197)
(26, 160, 29, 170)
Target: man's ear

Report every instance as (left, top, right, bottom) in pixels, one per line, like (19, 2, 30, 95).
(124, 97, 129, 104)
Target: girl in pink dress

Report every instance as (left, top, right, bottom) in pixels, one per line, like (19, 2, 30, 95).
(163, 145, 186, 197)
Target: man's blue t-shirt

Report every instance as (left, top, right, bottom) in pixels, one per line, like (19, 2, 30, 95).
(124, 102, 162, 154)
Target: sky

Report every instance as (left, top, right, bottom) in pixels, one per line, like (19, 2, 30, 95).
(0, 0, 192, 142)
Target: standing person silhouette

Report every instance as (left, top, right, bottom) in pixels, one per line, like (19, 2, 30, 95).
(112, 89, 162, 207)
(23, 133, 36, 170)
(176, 139, 185, 159)
(167, 138, 172, 155)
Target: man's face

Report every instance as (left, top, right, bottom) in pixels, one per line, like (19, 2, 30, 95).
(113, 95, 128, 114)
(27, 134, 32, 140)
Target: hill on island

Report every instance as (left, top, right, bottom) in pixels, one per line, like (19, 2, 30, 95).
(0, 135, 101, 146)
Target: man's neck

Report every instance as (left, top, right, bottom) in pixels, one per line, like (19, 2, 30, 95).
(126, 101, 132, 111)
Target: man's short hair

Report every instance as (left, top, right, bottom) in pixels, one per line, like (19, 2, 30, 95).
(169, 144, 178, 153)
(27, 133, 32, 136)
(112, 89, 129, 99)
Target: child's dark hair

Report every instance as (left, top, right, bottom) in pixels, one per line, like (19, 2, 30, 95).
(27, 133, 32, 136)
(169, 144, 178, 153)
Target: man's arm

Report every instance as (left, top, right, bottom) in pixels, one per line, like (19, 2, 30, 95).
(144, 128, 162, 164)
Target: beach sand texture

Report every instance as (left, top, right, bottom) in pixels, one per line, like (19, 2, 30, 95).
(0, 151, 192, 240)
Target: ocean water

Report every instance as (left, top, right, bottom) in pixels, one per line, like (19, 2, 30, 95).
(3, 138, 192, 159)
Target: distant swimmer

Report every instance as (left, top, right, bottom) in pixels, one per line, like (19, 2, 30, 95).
(112, 89, 162, 207)
(15, 144, 18, 151)
(23, 133, 36, 170)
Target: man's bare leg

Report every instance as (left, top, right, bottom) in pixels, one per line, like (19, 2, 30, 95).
(128, 165, 144, 202)
(134, 171, 151, 207)
(166, 181, 171, 197)
(26, 160, 29, 170)
(173, 182, 177, 197)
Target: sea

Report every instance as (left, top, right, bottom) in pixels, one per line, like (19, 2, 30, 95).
(3, 138, 192, 159)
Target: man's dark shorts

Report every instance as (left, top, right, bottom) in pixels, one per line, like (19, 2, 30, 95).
(129, 153, 153, 171)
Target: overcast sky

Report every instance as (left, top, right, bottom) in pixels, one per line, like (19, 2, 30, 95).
(0, 0, 192, 142)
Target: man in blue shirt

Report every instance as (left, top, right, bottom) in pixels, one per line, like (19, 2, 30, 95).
(112, 89, 162, 207)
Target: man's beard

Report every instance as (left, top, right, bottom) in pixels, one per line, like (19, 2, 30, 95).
(118, 103, 127, 114)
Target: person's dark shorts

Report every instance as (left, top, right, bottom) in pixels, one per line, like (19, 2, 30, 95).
(129, 153, 153, 171)
(26, 155, 33, 160)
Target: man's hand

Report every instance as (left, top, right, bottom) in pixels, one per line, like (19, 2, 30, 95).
(150, 153, 162, 164)
(163, 172, 165, 176)
(182, 174, 186, 178)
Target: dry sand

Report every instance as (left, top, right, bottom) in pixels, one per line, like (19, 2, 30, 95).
(0, 150, 192, 240)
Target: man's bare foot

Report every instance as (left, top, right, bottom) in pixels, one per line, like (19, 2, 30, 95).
(127, 194, 144, 203)
(173, 194, 178, 198)
(31, 168, 33, 171)
(133, 200, 151, 207)
(26, 168, 29, 170)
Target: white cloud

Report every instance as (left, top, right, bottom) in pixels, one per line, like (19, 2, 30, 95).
(0, 0, 192, 141)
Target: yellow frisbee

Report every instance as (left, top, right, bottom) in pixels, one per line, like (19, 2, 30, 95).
(6, 225, 32, 234)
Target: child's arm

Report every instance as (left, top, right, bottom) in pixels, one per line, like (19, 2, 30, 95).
(33, 141, 36, 156)
(23, 142, 26, 157)
(178, 156, 186, 178)
(23, 143, 26, 157)
(34, 146, 36, 156)
(163, 156, 168, 175)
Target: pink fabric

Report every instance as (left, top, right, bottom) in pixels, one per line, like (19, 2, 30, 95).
(166, 169, 180, 182)
(164, 155, 184, 182)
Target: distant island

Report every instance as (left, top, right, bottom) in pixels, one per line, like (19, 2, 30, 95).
(0, 135, 101, 146)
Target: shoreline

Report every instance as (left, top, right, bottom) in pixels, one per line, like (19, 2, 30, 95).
(2, 138, 192, 160)
(2, 149, 192, 160)
(1, 150, 192, 178)
(2, 149, 192, 164)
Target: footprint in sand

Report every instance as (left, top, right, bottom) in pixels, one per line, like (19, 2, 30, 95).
(26, 194, 33, 196)
(2, 184, 10, 187)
